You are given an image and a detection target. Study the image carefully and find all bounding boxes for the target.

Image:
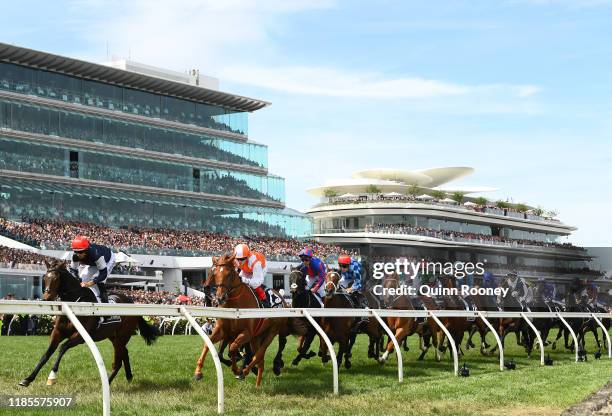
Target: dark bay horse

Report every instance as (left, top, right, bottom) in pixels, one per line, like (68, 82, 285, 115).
(319, 270, 383, 369)
(288, 267, 322, 366)
(19, 259, 158, 387)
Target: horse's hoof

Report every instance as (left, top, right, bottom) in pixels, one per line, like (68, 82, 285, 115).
(273, 366, 282, 376)
(235, 372, 245, 381)
(18, 379, 31, 387)
(306, 351, 316, 359)
(46, 379, 56, 386)
(193, 373, 203, 381)
(126, 376, 133, 383)
(291, 358, 300, 366)
(344, 361, 352, 370)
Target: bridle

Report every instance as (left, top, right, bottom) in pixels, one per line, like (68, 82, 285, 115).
(325, 271, 341, 295)
(211, 259, 242, 303)
(43, 266, 84, 300)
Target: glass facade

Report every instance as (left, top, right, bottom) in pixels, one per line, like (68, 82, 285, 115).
(0, 59, 313, 238)
(0, 99, 267, 168)
(0, 136, 283, 202)
(0, 62, 248, 135)
(0, 178, 312, 237)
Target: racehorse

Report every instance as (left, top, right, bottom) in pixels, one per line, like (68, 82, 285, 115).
(377, 272, 429, 363)
(422, 275, 471, 360)
(288, 267, 322, 366)
(488, 277, 531, 355)
(193, 254, 304, 386)
(19, 259, 158, 387)
(319, 270, 383, 369)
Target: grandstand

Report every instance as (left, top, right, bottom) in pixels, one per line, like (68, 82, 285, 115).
(307, 167, 610, 293)
(0, 43, 320, 299)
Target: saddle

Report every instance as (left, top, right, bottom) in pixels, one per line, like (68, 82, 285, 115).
(98, 296, 121, 326)
(262, 288, 284, 309)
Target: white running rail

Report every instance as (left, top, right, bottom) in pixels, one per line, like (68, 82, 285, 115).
(1, 300, 609, 415)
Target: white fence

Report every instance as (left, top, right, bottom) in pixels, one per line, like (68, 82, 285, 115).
(0, 300, 610, 416)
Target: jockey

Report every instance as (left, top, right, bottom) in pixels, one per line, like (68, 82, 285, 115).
(482, 272, 500, 308)
(506, 270, 531, 311)
(69, 236, 115, 304)
(234, 243, 270, 308)
(536, 277, 556, 309)
(587, 282, 599, 310)
(297, 248, 326, 300)
(337, 255, 368, 309)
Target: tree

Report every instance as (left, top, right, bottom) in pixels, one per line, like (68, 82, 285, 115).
(451, 191, 465, 204)
(496, 200, 510, 209)
(323, 189, 338, 198)
(365, 184, 381, 194)
(406, 184, 420, 197)
(514, 203, 529, 213)
(533, 207, 544, 216)
(474, 196, 488, 206)
(431, 190, 446, 200)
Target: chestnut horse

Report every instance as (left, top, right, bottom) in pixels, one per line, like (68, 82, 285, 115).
(378, 272, 430, 363)
(193, 254, 303, 386)
(19, 259, 158, 387)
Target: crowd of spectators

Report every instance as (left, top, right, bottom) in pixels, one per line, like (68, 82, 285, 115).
(326, 193, 560, 223)
(364, 223, 583, 251)
(0, 246, 54, 268)
(0, 217, 352, 260)
(112, 289, 206, 306)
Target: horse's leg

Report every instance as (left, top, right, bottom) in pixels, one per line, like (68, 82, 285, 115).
(217, 340, 232, 367)
(123, 347, 133, 382)
(46, 331, 88, 386)
(466, 325, 477, 349)
(108, 338, 126, 385)
(229, 331, 253, 376)
(273, 333, 287, 376)
(193, 326, 222, 381)
(380, 325, 407, 363)
(552, 326, 563, 350)
(19, 330, 64, 387)
(242, 329, 278, 386)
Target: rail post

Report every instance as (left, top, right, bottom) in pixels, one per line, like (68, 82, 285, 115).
(520, 312, 544, 365)
(303, 309, 338, 394)
(591, 314, 611, 358)
(556, 313, 580, 362)
(477, 311, 504, 371)
(180, 306, 224, 414)
(62, 302, 110, 416)
(428, 311, 459, 376)
(371, 309, 403, 382)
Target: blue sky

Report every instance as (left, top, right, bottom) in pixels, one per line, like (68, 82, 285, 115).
(1, 0, 611, 245)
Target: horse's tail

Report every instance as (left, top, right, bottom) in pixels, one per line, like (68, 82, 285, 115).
(138, 317, 159, 346)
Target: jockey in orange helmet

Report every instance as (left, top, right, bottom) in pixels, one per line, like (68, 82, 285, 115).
(234, 243, 270, 308)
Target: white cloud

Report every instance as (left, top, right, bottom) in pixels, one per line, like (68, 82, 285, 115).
(222, 65, 540, 99)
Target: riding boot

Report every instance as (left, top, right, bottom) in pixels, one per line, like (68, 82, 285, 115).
(260, 297, 272, 308)
(97, 283, 119, 324)
(98, 282, 109, 303)
(354, 292, 369, 327)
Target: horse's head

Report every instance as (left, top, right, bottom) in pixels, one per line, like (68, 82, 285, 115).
(382, 272, 400, 290)
(210, 254, 239, 306)
(42, 259, 68, 301)
(438, 274, 456, 289)
(324, 270, 341, 298)
(289, 267, 307, 295)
